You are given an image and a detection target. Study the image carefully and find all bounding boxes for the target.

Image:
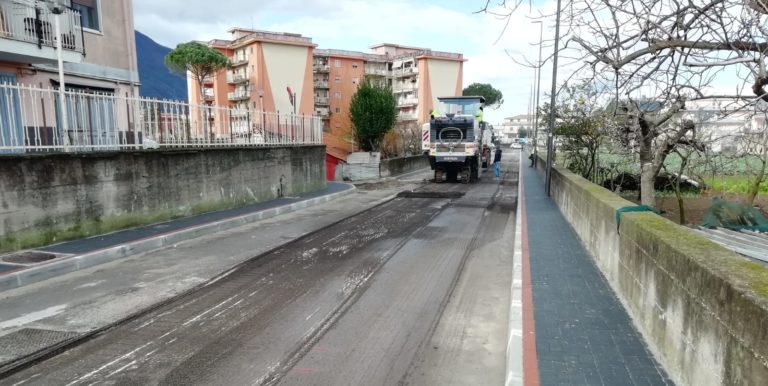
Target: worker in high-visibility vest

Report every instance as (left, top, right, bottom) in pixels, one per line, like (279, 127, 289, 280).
(430, 109, 440, 119)
(475, 107, 484, 122)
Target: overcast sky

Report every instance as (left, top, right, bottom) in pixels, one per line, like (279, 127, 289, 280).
(134, 0, 556, 124)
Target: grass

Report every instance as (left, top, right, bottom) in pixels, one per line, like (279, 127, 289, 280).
(704, 175, 768, 195)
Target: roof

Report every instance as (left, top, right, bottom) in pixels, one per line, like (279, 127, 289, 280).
(369, 42, 425, 50)
(695, 227, 768, 264)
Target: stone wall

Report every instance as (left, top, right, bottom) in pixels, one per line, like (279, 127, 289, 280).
(0, 146, 325, 251)
(379, 154, 429, 178)
(537, 154, 768, 385)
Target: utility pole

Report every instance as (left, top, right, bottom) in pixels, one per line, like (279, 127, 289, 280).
(532, 20, 543, 168)
(50, 0, 69, 150)
(545, 0, 563, 196)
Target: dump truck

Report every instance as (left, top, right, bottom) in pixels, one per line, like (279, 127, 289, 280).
(422, 96, 493, 183)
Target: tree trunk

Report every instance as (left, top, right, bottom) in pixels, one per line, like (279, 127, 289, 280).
(639, 119, 656, 207)
(746, 159, 766, 206)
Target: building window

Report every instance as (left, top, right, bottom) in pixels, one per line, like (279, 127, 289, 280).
(335, 76, 341, 83)
(72, 0, 101, 32)
(335, 92, 341, 99)
(334, 59, 342, 67)
(335, 107, 341, 113)
(352, 77, 359, 85)
(352, 63, 358, 69)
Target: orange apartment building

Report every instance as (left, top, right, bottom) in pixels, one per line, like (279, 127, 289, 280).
(188, 28, 316, 137)
(317, 44, 465, 179)
(188, 28, 464, 180)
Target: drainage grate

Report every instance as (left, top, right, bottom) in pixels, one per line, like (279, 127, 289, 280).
(2, 251, 60, 265)
(397, 191, 465, 199)
(0, 328, 80, 365)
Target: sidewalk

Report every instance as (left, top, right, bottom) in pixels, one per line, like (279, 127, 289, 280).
(0, 172, 429, 372)
(0, 183, 354, 292)
(519, 163, 673, 385)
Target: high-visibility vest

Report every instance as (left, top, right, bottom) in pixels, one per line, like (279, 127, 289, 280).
(475, 110, 484, 122)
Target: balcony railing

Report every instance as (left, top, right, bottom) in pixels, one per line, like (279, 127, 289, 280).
(227, 73, 248, 84)
(314, 80, 329, 88)
(397, 98, 418, 107)
(228, 90, 250, 101)
(398, 113, 418, 121)
(0, 0, 85, 55)
(315, 96, 329, 105)
(314, 64, 329, 73)
(364, 67, 389, 77)
(230, 57, 248, 67)
(393, 84, 418, 93)
(393, 67, 419, 78)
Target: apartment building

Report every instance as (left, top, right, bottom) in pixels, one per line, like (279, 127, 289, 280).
(0, 0, 138, 94)
(315, 43, 464, 171)
(370, 43, 465, 124)
(0, 0, 139, 150)
(312, 48, 389, 161)
(494, 114, 534, 143)
(189, 28, 316, 117)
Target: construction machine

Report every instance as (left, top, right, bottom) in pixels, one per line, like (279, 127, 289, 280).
(421, 96, 493, 183)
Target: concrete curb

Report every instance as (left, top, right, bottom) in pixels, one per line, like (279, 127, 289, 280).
(505, 157, 524, 386)
(0, 185, 357, 293)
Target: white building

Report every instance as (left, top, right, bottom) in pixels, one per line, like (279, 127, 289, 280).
(683, 98, 767, 153)
(494, 114, 535, 143)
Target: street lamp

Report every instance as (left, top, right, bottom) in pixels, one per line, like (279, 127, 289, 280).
(46, 0, 69, 149)
(532, 20, 543, 168)
(545, 0, 563, 197)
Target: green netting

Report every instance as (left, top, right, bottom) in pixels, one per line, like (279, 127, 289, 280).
(701, 197, 768, 231)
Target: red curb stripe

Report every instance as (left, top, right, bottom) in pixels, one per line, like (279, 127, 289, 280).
(520, 169, 541, 386)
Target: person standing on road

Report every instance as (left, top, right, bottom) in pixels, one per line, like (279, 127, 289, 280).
(493, 147, 502, 179)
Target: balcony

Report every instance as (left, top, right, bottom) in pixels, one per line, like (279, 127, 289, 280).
(393, 84, 418, 93)
(393, 67, 419, 78)
(0, 0, 85, 64)
(315, 96, 329, 105)
(228, 90, 250, 101)
(314, 80, 329, 88)
(315, 108, 330, 118)
(314, 64, 329, 73)
(397, 97, 418, 107)
(227, 73, 248, 84)
(230, 56, 248, 67)
(364, 67, 389, 77)
(398, 113, 418, 121)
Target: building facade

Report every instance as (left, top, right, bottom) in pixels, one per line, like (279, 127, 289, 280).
(315, 43, 465, 166)
(189, 28, 316, 117)
(0, 0, 139, 152)
(495, 114, 534, 143)
(0, 0, 138, 95)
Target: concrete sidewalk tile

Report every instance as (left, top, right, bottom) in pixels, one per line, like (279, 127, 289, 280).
(522, 165, 671, 385)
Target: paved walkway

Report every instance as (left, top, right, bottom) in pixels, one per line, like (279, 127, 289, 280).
(520, 164, 673, 385)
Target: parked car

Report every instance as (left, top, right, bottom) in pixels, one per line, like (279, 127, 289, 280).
(510, 142, 522, 149)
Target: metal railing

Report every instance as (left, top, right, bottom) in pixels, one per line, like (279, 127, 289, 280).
(0, 0, 84, 54)
(364, 67, 389, 76)
(315, 96, 329, 105)
(313, 64, 329, 72)
(227, 90, 250, 101)
(313, 80, 329, 88)
(0, 83, 323, 154)
(397, 98, 418, 106)
(226, 72, 248, 84)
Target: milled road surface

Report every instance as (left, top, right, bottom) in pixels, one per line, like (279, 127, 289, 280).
(2, 155, 519, 386)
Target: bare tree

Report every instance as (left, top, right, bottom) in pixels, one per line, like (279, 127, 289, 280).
(485, 0, 768, 207)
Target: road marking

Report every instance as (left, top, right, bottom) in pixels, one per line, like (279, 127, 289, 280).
(0, 304, 67, 330)
(105, 360, 137, 378)
(65, 342, 153, 386)
(182, 294, 238, 326)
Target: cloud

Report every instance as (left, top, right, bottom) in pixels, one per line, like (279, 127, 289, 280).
(134, 0, 556, 122)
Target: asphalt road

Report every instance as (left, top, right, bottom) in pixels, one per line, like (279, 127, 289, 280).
(2, 155, 519, 386)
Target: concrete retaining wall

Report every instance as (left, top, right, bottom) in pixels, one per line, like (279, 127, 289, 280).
(535, 153, 768, 385)
(379, 155, 429, 178)
(0, 146, 326, 251)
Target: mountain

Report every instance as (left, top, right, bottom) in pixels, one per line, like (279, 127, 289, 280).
(135, 31, 187, 101)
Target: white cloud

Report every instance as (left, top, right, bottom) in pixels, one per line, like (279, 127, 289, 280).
(134, 0, 559, 123)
